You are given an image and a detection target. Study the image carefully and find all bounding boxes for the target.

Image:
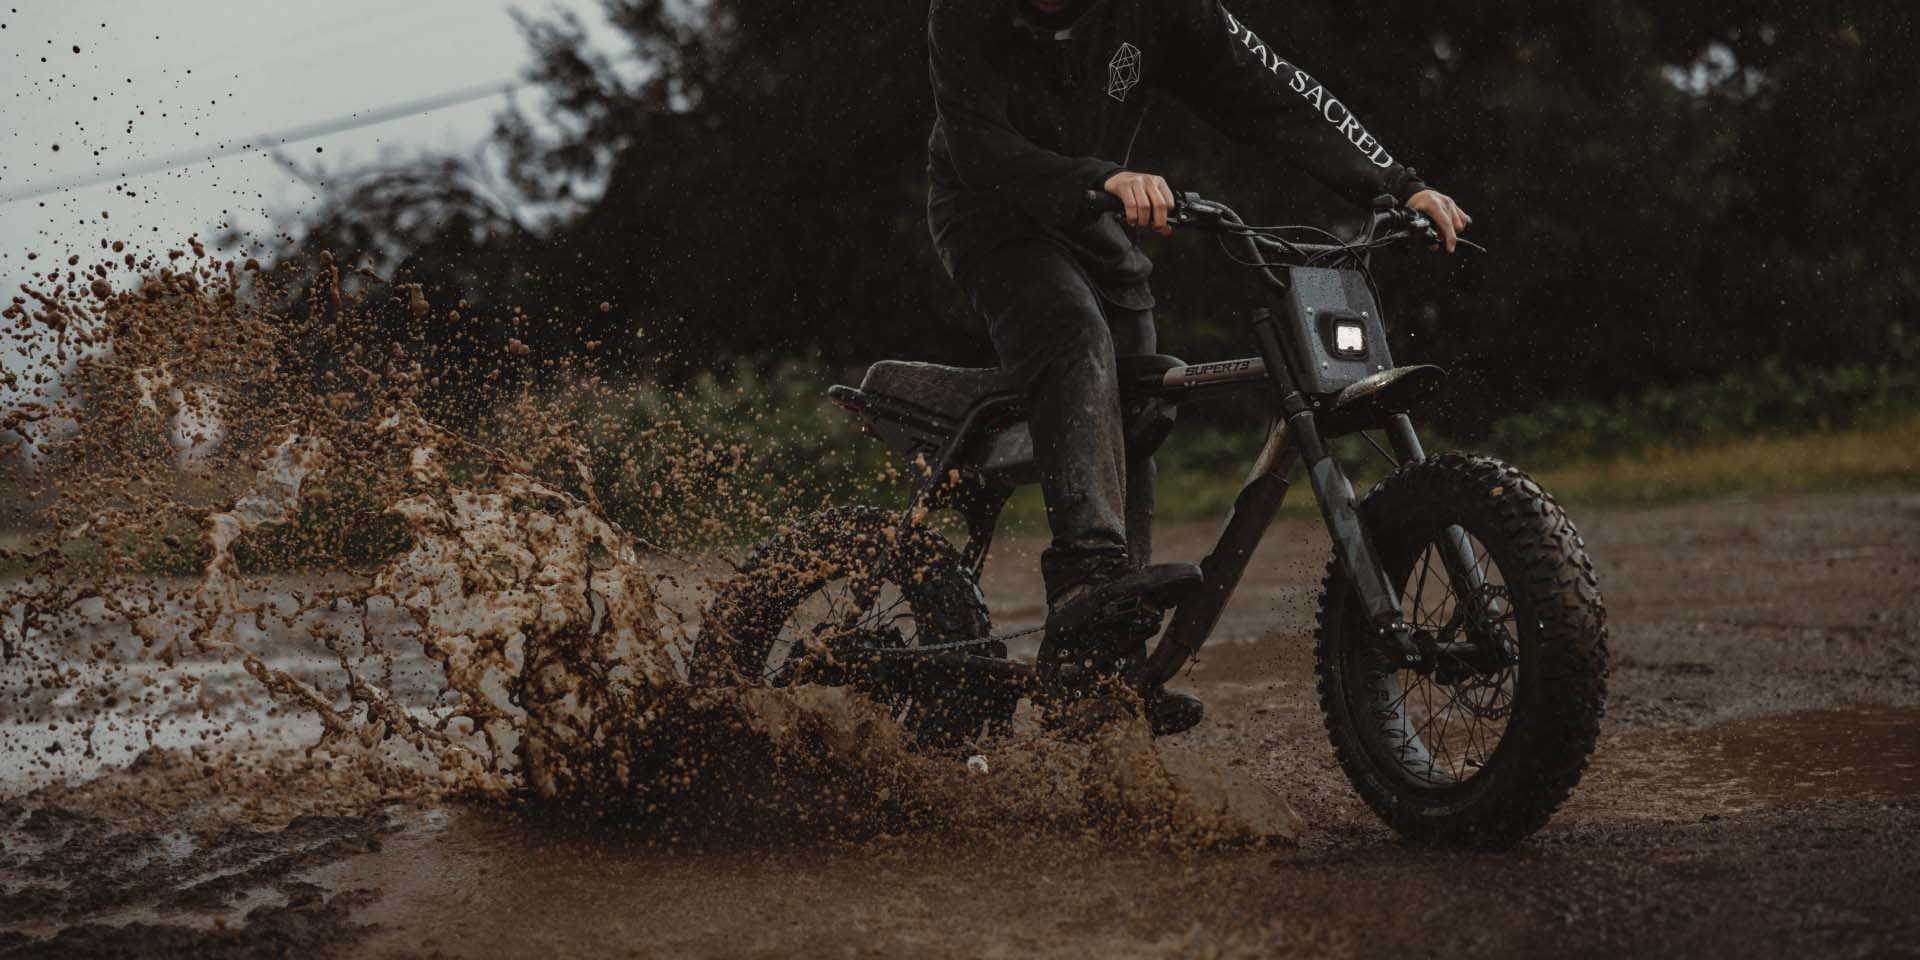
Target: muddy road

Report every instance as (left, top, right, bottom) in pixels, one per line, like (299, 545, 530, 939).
(4, 490, 1918, 958)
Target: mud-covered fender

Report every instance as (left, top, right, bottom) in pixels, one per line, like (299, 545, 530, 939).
(1318, 365, 1446, 437)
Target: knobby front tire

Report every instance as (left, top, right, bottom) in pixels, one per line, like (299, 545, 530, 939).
(1314, 454, 1608, 848)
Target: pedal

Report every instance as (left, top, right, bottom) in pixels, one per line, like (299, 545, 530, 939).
(1144, 687, 1205, 736)
(1046, 563, 1203, 634)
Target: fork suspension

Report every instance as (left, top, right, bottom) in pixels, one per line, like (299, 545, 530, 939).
(1292, 411, 1404, 632)
(1250, 308, 1405, 637)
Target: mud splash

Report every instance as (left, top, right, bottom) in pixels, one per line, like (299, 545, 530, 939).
(0, 240, 1286, 851)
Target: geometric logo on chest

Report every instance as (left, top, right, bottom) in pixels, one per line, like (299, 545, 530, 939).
(1108, 42, 1141, 102)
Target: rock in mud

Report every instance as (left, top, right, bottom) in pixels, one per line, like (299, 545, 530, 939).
(1083, 721, 1301, 844)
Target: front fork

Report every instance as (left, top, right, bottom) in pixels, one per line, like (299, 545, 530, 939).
(1251, 316, 1486, 660)
(1291, 409, 1409, 644)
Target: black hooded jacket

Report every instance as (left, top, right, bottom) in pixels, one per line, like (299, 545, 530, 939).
(927, 0, 1429, 309)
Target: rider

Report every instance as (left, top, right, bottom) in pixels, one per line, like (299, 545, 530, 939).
(926, 0, 1471, 706)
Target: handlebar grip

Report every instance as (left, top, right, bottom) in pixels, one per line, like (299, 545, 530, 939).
(1082, 189, 1126, 218)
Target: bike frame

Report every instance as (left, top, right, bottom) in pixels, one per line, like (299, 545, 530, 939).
(845, 197, 1486, 687)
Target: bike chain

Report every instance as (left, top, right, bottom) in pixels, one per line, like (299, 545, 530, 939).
(855, 623, 1045, 656)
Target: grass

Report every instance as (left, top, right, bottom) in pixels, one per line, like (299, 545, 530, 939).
(1528, 412, 1920, 505)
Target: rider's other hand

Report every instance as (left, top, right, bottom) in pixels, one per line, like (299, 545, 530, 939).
(1104, 171, 1176, 236)
(1406, 189, 1472, 253)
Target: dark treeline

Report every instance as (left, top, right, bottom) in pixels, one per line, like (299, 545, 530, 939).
(279, 1, 1917, 434)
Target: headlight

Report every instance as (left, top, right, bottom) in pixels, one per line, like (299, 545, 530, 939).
(1333, 320, 1366, 357)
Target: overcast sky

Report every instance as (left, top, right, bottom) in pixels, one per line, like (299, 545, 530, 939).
(1, 0, 607, 283)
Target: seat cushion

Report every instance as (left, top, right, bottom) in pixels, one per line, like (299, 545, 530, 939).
(859, 354, 1186, 422)
(860, 361, 1012, 421)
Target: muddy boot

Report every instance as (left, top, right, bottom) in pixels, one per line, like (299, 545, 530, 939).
(1044, 562, 1203, 636)
(1117, 606, 1205, 737)
(1037, 637, 1207, 737)
(1142, 687, 1204, 736)
(1037, 563, 1205, 734)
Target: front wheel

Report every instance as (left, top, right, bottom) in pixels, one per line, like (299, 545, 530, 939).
(1315, 454, 1608, 847)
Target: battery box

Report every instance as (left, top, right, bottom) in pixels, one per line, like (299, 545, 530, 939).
(1279, 266, 1394, 396)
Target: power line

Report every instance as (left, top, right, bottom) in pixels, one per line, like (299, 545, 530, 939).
(0, 78, 532, 206)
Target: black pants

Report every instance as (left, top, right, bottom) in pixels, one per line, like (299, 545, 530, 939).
(958, 240, 1156, 601)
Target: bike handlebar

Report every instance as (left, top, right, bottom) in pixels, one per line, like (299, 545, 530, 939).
(1079, 188, 1468, 260)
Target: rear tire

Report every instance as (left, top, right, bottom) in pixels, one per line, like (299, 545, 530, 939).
(1314, 454, 1608, 847)
(691, 506, 1006, 748)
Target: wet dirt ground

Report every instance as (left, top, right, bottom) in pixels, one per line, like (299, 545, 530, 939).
(4, 490, 1918, 958)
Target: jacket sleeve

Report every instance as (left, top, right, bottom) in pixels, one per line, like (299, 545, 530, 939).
(1154, 1, 1429, 206)
(929, 4, 1124, 225)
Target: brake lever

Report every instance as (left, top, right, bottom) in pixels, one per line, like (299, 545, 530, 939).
(1172, 192, 1223, 227)
(1400, 211, 1489, 255)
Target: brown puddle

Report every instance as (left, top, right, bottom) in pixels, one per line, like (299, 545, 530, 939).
(1685, 707, 1920, 801)
(1614, 707, 1920, 814)
(298, 791, 1287, 959)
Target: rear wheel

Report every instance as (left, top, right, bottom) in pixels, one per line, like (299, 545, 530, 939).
(691, 506, 1010, 748)
(1315, 454, 1608, 847)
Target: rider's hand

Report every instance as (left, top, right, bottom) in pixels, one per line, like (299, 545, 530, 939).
(1103, 170, 1176, 236)
(1406, 189, 1472, 253)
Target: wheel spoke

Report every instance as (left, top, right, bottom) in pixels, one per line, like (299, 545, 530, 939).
(1384, 677, 1417, 715)
(864, 592, 910, 633)
(1408, 686, 1446, 747)
(1462, 706, 1486, 768)
(1373, 527, 1519, 787)
(1408, 544, 1434, 626)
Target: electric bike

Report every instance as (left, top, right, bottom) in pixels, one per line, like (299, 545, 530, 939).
(695, 192, 1608, 846)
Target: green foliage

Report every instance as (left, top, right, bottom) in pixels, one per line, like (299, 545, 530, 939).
(1489, 354, 1920, 465)
(479, 356, 902, 550)
(58, 353, 1918, 577)
(544, 351, 1920, 535)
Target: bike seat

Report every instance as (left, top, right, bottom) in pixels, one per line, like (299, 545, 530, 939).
(860, 361, 1011, 421)
(860, 354, 1186, 421)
